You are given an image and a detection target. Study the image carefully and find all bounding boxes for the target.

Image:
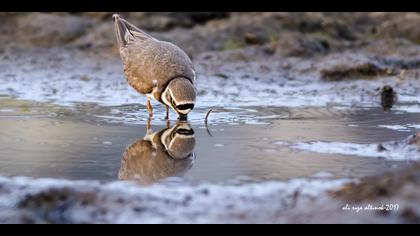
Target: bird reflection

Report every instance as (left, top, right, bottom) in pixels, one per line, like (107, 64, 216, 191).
(119, 120, 196, 185)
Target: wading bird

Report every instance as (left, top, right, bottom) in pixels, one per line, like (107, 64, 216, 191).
(113, 14, 196, 120)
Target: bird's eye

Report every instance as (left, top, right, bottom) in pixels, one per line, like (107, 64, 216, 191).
(170, 130, 176, 139)
(171, 98, 176, 108)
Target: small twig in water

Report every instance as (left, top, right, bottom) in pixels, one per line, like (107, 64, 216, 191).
(204, 107, 214, 137)
(205, 107, 214, 125)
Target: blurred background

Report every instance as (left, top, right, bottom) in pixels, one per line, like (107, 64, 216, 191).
(1, 12, 420, 57)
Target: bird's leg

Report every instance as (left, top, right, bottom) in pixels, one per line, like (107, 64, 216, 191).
(164, 105, 170, 128)
(146, 98, 153, 135)
(146, 116, 152, 135)
(146, 98, 153, 118)
(165, 105, 169, 120)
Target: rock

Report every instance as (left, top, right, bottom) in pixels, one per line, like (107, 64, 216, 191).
(270, 32, 329, 57)
(319, 53, 398, 81)
(377, 144, 387, 152)
(380, 85, 397, 111)
(127, 12, 229, 31)
(331, 164, 420, 202)
(244, 32, 267, 45)
(72, 22, 116, 51)
(18, 187, 97, 223)
(321, 62, 393, 81)
(408, 133, 420, 146)
(376, 13, 420, 45)
(14, 13, 94, 47)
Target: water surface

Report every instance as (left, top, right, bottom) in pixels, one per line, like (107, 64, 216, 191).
(0, 98, 418, 184)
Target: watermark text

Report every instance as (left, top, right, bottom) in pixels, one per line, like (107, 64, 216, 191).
(342, 203, 399, 213)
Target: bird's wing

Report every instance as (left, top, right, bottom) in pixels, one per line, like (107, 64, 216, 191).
(114, 15, 154, 48)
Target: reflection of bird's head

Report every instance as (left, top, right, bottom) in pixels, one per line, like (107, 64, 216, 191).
(119, 121, 196, 185)
(160, 121, 195, 160)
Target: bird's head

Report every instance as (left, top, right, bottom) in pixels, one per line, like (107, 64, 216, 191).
(162, 77, 196, 119)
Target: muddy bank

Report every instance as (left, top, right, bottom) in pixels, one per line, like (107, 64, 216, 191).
(1, 164, 420, 223)
(1, 43, 419, 113)
(0, 175, 348, 224)
(327, 164, 420, 224)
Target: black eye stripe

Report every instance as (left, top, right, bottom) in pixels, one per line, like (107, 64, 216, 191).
(176, 104, 194, 110)
(176, 128, 194, 135)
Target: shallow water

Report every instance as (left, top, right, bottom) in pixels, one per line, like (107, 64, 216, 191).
(0, 97, 418, 185)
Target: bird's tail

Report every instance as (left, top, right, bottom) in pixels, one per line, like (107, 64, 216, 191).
(113, 14, 153, 48)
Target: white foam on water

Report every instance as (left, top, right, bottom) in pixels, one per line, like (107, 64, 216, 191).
(379, 124, 420, 132)
(0, 175, 350, 224)
(282, 138, 420, 161)
(378, 125, 411, 132)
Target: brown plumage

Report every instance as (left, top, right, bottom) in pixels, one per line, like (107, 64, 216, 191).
(113, 14, 196, 119)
